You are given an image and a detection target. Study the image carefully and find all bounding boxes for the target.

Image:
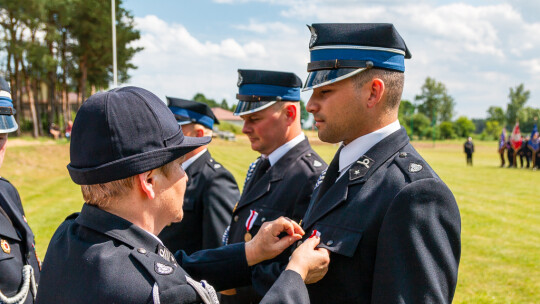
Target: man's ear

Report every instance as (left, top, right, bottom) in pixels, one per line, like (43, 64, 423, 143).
(138, 170, 156, 199)
(195, 127, 205, 138)
(366, 78, 385, 108)
(284, 104, 297, 124)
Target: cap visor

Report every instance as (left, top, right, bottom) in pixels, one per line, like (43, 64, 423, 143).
(0, 115, 18, 133)
(302, 67, 367, 91)
(233, 101, 277, 116)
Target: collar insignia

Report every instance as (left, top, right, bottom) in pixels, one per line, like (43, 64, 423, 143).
(349, 155, 374, 180)
(409, 163, 423, 173)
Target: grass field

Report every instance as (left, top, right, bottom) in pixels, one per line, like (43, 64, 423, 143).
(2, 134, 538, 303)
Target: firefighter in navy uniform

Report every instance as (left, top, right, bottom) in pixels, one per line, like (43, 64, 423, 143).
(221, 70, 327, 304)
(292, 23, 461, 304)
(159, 98, 239, 255)
(35, 86, 329, 304)
(0, 76, 40, 304)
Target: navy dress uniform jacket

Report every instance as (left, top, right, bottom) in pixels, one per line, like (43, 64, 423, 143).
(0, 178, 40, 304)
(224, 138, 326, 302)
(297, 128, 461, 304)
(35, 204, 308, 304)
(159, 151, 239, 255)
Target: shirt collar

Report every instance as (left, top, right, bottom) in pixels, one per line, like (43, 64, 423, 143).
(181, 148, 208, 170)
(263, 133, 306, 166)
(339, 120, 401, 174)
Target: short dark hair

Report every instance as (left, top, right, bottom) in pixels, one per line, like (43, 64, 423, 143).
(352, 68, 404, 109)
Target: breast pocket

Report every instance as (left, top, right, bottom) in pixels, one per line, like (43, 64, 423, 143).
(310, 222, 363, 258)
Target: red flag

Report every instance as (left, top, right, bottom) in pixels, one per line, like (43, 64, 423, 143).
(510, 122, 521, 150)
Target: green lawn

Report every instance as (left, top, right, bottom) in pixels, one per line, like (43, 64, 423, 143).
(2, 136, 538, 303)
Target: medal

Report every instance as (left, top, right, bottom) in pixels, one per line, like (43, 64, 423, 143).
(1, 239, 10, 254)
(244, 210, 258, 242)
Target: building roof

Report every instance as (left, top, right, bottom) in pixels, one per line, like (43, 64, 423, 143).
(211, 107, 242, 121)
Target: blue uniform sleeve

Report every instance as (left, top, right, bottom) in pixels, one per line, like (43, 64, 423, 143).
(260, 270, 309, 304)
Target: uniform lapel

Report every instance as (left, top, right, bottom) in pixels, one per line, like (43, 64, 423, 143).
(185, 150, 211, 179)
(238, 139, 312, 209)
(303, 128, 410, 228)
(0, 191, 30, 245)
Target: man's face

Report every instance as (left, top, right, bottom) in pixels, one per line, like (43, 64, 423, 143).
(0, 133, 7, 169)
(307, 78, 367, 145)
(241, 104, 288, 155)
(159, 158, 188, 223)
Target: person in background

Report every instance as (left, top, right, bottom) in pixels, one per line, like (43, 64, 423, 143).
(498, 129, 506, 167)
(159, 97, 239, 255)
(221, 69, 327, 304)
(464, 137, 474, 166)
(0, 76, 40, 304)
(35, 86, 329, 304)
(65, 120, 73, 141)
(506, 140, 514, 168)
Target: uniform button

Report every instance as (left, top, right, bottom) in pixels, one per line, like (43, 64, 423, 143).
(234, 215, 239, 222)
(399, 152, 407, 158)
(137, 248, 147, 254)
(326, 240, 334, 246)
(261, 217, 266, 222)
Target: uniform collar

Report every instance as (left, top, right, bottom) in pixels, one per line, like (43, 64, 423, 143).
(76, 204, 162, 251)
(182, 148, 208, 170)
(338, 120, 401, 176)
(264, 133, 306, 166)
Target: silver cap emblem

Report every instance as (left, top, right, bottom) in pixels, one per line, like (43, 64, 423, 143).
(237, 71, 243, 87)
(308, 25, 318, 48)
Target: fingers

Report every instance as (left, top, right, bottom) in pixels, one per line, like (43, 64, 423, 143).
(270, 217, 305, 237)
(301, 234, 321, 249)
(272, 234, 303, 252)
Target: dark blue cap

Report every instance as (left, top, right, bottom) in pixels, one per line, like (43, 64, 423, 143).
(0, 76, 18, 133)
(234, 69, 302, 116)
(67, 86, 211, 185)
(304, 23, 411, 91)
(166, 97, 219, 130)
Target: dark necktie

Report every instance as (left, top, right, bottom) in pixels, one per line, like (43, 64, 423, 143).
(246, 158, 270, 193)
(314, 146, 342, 202)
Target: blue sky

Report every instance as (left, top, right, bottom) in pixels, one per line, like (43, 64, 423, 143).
(122, 0, 540, 119)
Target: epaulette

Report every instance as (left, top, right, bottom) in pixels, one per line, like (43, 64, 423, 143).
(206, 158, 223, 171)
(300, 151, 325, 172)
(393, 151, 435, 182)
(65, 212, 80, 221)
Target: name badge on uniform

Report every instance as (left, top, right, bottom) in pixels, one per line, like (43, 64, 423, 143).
(244, 210, 258, 241)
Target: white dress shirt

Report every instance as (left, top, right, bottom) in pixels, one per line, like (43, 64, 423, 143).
(263, 133, 306, 166)
(181, 148, 208, 170)
(337, 120, 401, 179)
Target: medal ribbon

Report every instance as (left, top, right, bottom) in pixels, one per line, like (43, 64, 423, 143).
(245, 210, 259, 233)
(309, 229, 321, 238)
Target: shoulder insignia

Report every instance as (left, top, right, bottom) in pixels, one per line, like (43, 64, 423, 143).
(349, 155, 374, 180)
(155, 262, 174, 275)
(313, 160, 323, 167)
(409, 163, 423, 173)
(213, 163, 222, 169)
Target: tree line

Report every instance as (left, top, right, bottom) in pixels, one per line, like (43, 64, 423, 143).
(398, 77, 540, 141)
(0, 0, 141, 137)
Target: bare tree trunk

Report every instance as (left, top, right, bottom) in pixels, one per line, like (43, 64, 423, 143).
(20, 61, 39, 138)
(61, 31, 69, 124)
(33, 78, 43, 136)
(14, 58, 22, 136)
(80, 54, 87, 106)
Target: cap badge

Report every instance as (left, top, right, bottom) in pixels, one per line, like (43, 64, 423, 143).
(409, 163, 423, 173)
(1, 239, 10, 254)
(155, 262, 174, 275)
(237, 71, 243, 87)
(308, 25, 318, 48)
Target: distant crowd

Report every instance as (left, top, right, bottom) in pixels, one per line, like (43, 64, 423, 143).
(498, 125, 539, 170)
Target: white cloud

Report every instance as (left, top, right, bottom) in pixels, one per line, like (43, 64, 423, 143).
(233, 19, 297, 34)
